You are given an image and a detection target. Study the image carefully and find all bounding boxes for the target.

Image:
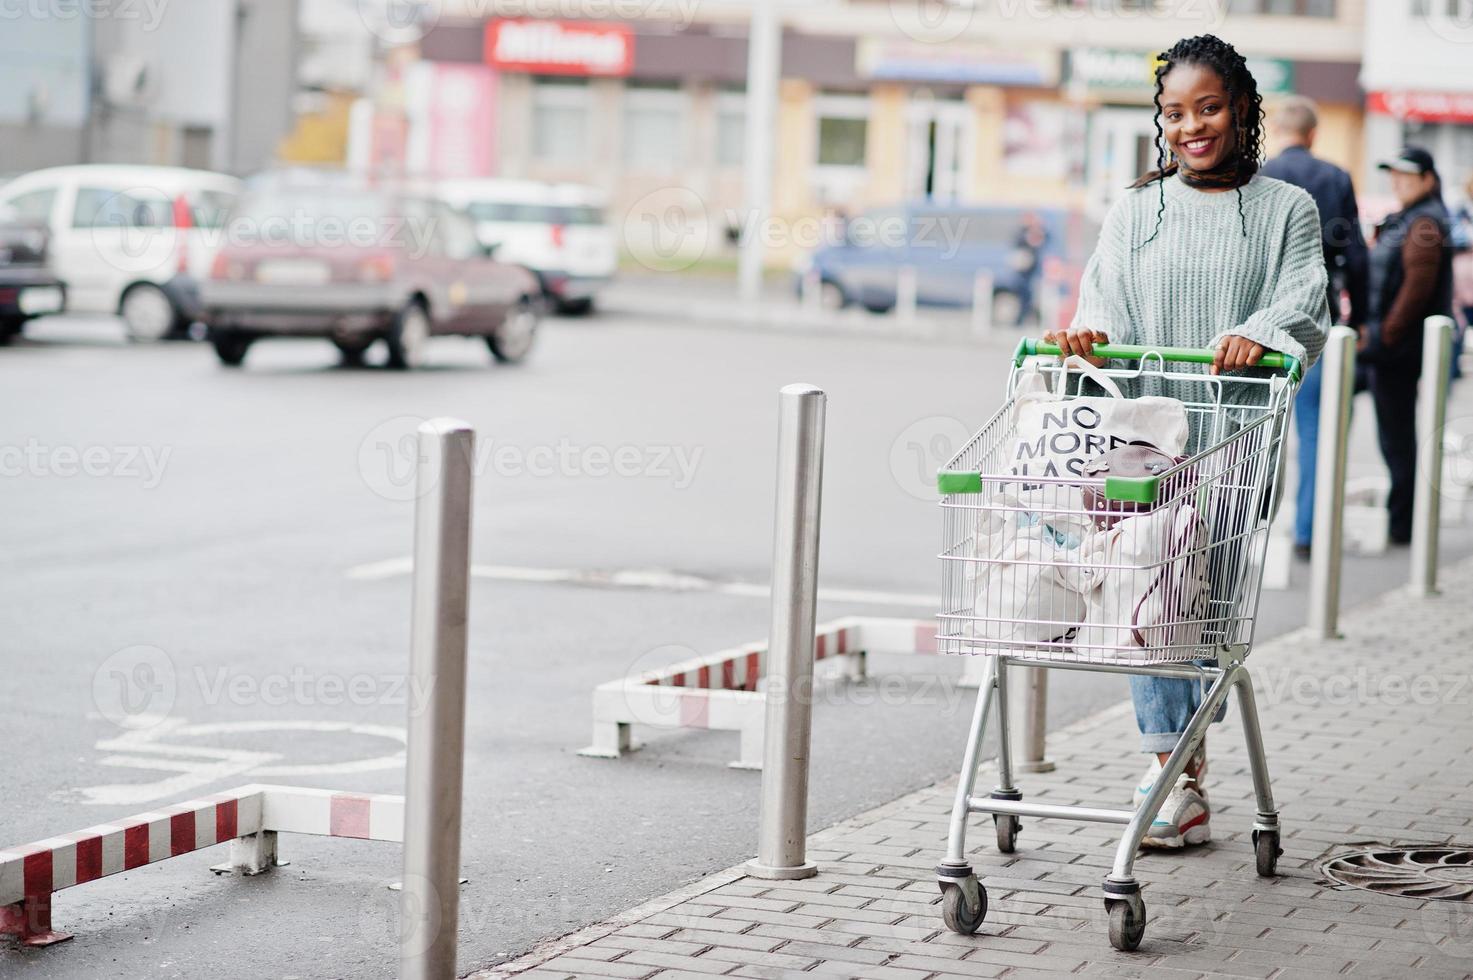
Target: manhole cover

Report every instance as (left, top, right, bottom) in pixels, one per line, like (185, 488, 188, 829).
(1322, 848, 1473, 901)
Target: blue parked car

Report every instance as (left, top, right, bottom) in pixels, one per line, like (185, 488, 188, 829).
(797, 203, 1085, 324)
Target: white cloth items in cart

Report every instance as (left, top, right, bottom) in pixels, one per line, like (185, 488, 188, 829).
(967, 486, 1094, 645)
(1067, 504, 1211, 661)
(1008, 357, 1189, 480)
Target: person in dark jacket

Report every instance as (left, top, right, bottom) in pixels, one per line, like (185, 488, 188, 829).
(1259, 96, 1368, 559)
(1364, 146, 1455, 544)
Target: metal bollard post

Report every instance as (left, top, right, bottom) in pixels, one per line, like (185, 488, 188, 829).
(1010, 665, 1054, 773)
(971, 269, 993, 335)
(895, 266, 918, 325)
(1308, 326, 1356, 639)
(400, 418, 474, 980)
(1411, 316, 1455, 596)
(1037, 279, 1060, 335)
(747, 384, 826, 881)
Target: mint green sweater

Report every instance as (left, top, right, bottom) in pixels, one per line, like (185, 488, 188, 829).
(1071, 174, 1331, 372)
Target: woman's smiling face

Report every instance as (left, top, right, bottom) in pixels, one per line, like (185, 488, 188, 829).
(1160, 62, 1236, 172)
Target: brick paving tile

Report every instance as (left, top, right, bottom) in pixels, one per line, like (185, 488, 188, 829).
(482, 562, 1473, 980)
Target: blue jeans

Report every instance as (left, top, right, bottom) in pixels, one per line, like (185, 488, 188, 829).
(1130, 668, 1227, 754)
(1291, 361, 1322, 548)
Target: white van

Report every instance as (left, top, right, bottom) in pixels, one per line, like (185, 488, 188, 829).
(437, 179, 617, 315)
(0, 165, 242, 340)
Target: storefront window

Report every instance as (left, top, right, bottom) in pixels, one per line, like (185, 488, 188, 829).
(624, 82, 686, 171)
(532, 77, 591, 165)
(715, 90, 746, 168)
(814, 94, 871, 169)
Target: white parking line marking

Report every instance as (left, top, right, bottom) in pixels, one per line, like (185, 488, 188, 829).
(344, 557, 936, 609)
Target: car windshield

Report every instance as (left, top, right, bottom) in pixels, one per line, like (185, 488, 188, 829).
(464, 202, 603, 225)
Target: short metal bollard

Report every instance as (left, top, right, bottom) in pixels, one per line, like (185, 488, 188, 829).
(1411, 316, 1455, 596)
(895, 266, 918, 325)
(400, 418, 475, 980)
(1309, 325, 1357, 639)
(971, 270, 994, 335)
(1011, 666, 1054, 773)
(748, 384, 826, 880)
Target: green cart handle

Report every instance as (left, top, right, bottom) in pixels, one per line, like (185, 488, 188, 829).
(1014, 338, 1302, 384)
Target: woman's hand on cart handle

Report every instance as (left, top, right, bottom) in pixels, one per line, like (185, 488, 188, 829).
(1042, 327, 1109, 367)
(1211, 335, 1269, 376)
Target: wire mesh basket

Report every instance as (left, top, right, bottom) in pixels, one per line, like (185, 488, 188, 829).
(936, 341, 1297, 666)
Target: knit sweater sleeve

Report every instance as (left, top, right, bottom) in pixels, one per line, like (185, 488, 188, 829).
(1069, 196, 1136, 344)
(1216, 191, 1330, 369)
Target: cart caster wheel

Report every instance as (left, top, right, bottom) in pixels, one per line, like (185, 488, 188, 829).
(1106, 894, 1146, 951)
(941, 878, 987, 935)
(994, 814, 1020, 854)
(1253, 829, 1282, 878)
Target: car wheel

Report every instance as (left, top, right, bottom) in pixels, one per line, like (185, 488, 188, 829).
(211, 329, 252, 367)
(121, 283, 181, 342)
(487, 297, 540, 365)
(332, 335, 376, 366)
(554, 296, 594, 316)
(385, 300, 431, 370)
(0, 316, 23, 345)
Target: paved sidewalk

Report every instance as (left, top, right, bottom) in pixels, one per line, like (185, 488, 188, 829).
(482, 559, 1473, 980)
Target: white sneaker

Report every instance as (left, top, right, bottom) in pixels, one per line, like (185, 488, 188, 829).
(1133, 751, 1210, 849)
(1132, 749, 1207, 809)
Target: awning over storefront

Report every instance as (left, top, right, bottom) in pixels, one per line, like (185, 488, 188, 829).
(1368, 90, 1473, 124)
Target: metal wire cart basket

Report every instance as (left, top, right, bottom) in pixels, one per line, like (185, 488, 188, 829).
(933, 339, 1301, 951)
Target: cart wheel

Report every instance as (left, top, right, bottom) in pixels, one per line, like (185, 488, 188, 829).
(941, 879, 987, 935)
(1254, 829, 1282, 878)
(1106, 895, 1147, 952)
(994, 814, 1020, 854)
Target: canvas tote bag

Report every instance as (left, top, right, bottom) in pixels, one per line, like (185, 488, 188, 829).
(1008, 357, 1189, 481)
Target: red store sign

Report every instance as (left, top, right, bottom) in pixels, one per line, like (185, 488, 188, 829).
(1369, 90, 1473, 124)
(484, 20, 634, 77)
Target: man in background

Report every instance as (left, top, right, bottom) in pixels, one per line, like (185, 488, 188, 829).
(1260, 96, 1368, 560)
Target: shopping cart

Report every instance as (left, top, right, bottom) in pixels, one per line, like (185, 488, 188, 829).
(933, 338, 1301, 951)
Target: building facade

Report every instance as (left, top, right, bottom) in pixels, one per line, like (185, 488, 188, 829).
(357, 0, 1369, 264)
(1362, 0, 1473, 218)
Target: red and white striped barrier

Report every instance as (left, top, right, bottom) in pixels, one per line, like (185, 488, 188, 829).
(578, 617, 939, 769)
(0, 784, 403, 947)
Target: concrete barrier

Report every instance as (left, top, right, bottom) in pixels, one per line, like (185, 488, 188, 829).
(578, 617, 937, 769)
(0, 784, 403, 947)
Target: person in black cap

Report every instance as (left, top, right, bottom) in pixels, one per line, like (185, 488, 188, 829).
(1365, 145, 1455, 544)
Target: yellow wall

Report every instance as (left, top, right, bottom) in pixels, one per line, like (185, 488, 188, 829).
(862, 84, 907, 208)
(772, 78, 814, 216)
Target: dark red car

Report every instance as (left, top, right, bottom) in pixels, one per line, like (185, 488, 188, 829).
(200, 184, 541, 369)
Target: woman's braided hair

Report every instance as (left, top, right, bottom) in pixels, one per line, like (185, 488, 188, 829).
(1131, 34, 1265, 249)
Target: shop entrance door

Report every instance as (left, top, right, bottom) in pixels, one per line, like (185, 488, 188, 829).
(1086, 107, 1159, 220)
(905, 98, 972, 203)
